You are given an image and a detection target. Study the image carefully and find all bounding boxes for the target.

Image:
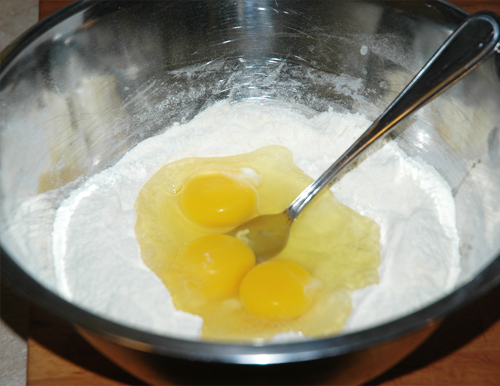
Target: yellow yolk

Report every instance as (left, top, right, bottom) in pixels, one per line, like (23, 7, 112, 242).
(240, 260, 317, 319)
(134, 145, 380, 342)
(176, 234, 255, 300)
(181, 172, 257, 227)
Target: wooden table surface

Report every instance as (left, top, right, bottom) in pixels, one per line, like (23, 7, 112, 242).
(27, 1, 500, 385)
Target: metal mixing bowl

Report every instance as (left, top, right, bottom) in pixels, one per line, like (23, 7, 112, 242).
(2, 0, 500, 384)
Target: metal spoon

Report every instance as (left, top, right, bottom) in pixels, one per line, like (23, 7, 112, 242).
(228, 11, 500, 261)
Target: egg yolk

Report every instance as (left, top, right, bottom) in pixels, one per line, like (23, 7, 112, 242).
(181, 172, 257, 227)
(135, 146, 380, 342)
(240, 260, 317, 319)
(176, 234, 256, 300)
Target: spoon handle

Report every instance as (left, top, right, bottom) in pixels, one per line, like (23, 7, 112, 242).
(287, 10, 500, 220)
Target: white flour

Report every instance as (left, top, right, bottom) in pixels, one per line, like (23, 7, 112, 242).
(51, 100, 461, 339)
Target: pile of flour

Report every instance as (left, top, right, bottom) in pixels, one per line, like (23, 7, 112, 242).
(51, 100, 461, 340)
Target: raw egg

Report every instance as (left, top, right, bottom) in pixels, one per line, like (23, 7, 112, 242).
(240, 260, 319, 319)
(181, 171, 258, 227)
(135, 145, 380, 342)
(174, 234, 255, 300)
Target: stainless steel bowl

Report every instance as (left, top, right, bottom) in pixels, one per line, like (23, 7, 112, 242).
(2, 0, 500, 384)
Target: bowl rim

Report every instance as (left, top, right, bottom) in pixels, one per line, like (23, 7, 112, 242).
(2, 0, 500, 365)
